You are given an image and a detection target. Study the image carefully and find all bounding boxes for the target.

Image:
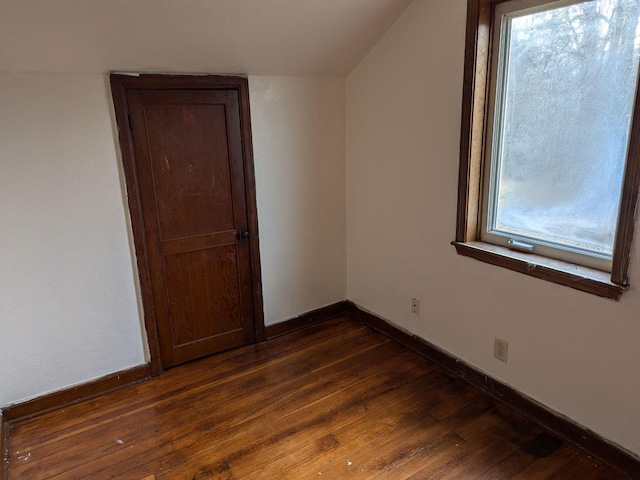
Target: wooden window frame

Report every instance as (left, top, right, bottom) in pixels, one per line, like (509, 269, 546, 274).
(453, 0, 640, 300)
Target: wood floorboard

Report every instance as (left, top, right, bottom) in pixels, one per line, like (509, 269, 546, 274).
(510, 445, 576, 480)
(275, 376, 445, 478)
(40, 336, 409, 478)
(10, 321, 386, 479)
(147, 351, 427, 479)
(12, 318, 361, 447)
(194, 373, 437, 479)
(5, 317, 631, 479)
(478, 446, 543, 479)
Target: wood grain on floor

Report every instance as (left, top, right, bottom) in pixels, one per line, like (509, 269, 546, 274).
(4, 317, 629, 479)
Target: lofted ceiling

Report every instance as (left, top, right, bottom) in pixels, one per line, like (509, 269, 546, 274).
(0, 0, 412, 76)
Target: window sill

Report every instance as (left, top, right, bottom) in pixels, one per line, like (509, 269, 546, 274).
(452, 241, 627, 300)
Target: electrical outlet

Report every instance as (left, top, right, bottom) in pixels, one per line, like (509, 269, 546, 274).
(494, 338, 508, 363)
(411, 297, 420, 315)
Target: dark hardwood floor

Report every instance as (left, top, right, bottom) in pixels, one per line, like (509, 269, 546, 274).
(4, 317, 629, 479)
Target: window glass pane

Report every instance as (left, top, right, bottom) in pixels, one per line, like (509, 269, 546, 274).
(491, 0, 640, 257)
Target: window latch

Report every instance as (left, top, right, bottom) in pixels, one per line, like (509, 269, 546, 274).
(508, 239, 534, 253)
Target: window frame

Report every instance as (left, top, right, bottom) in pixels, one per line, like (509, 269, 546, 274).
(453, 0, 640, 300)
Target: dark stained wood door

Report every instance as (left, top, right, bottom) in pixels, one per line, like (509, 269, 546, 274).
(126, 88, 257, 368)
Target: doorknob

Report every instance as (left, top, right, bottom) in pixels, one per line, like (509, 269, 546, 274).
(239, 228, 249, 239)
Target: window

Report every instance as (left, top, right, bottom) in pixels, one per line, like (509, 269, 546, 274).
(454, 0, 640, 299)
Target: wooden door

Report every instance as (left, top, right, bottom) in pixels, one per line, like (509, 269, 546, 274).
(112, 76, 263, 370)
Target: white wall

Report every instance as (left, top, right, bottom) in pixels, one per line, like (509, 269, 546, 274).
(346, 0, 640, 456)
(249, 76, 347, 324)
(0, 73, 146, 406)
(0, 73, 347, 406)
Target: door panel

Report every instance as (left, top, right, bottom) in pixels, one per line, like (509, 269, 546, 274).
(126, 88, 256, 368)
(164, 246, 242, 345)
(144, 103, 235, 239)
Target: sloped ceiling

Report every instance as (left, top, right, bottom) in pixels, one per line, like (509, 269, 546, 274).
(0, 0, 412, 75)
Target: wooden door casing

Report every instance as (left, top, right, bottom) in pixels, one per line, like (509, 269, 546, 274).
(110, 75, 265, 373)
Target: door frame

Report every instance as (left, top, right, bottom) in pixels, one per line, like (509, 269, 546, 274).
(110, 74, 266, 376)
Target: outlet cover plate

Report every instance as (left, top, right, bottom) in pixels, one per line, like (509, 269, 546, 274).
(494, 338, 508, 363)
(411, 297, 420, 315)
